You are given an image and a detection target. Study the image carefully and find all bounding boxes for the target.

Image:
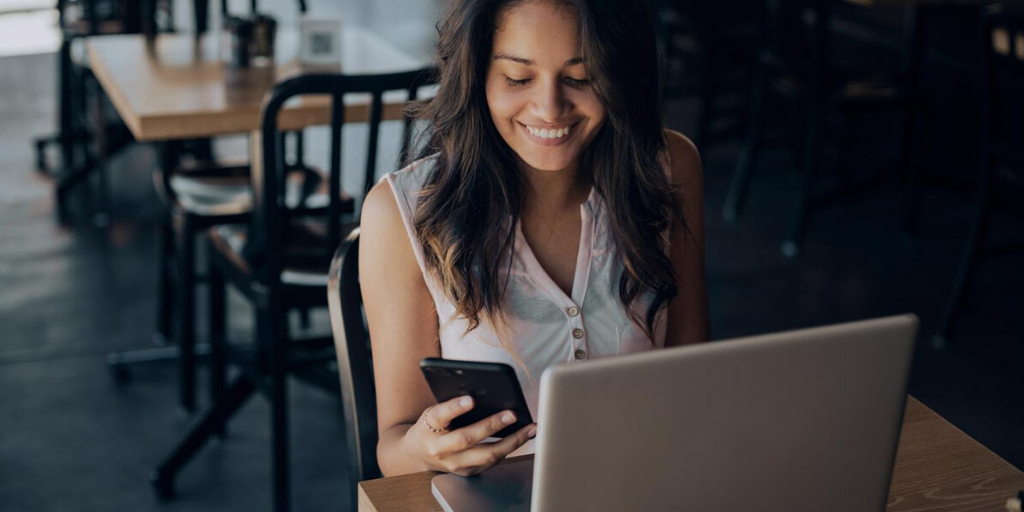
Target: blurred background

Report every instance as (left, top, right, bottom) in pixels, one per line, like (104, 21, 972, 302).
(0, 0, 1021, 511)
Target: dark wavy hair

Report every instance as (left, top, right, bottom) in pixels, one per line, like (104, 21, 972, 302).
(408, 0, 683, 341)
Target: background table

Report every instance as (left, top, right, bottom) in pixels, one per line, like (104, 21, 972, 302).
(86, 27, 430, 142)
(358, 397, 1024, 512)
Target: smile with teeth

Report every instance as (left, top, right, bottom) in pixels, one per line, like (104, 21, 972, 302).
(524, 123, 575, 139)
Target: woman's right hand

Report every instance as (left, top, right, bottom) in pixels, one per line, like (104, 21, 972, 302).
(406, 395, 537, 476)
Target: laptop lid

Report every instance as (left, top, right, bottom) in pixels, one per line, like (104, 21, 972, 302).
(530, 314, 917, 512)
(431, 315, 917, 512)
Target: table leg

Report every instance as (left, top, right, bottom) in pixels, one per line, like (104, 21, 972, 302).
(194, 0, 209, 33)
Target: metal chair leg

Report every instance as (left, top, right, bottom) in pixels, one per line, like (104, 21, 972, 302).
(781, 94, 825, 258)
(933, 154, 993, 349)
(35, 36, 74, 178)
(55, 42, 90, 224)
(193, 0, 209, 34)
(177, 216, 197, 413)
(263, 302, 291, 512)
(151, 376, 257, 501)
(898, 97, 923, 240)
(155, 219, 175, 346)
(723, 67, 766, 222)
(87, 73, 111, 227)
(209, 247, 227, 437)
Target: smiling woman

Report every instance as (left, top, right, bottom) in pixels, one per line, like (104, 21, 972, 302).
(358, 0, 709, 478)
(484, 3, 606, 172)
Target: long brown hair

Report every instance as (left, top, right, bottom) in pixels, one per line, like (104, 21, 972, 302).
(408, 0, 684, 339)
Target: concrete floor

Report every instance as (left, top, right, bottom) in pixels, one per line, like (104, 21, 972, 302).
(1, 3, 1022, 512)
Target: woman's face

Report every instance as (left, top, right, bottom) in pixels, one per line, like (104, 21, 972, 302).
(485, 0, 606, 173)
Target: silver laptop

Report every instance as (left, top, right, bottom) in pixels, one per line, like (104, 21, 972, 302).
(432, 315, 918, 512)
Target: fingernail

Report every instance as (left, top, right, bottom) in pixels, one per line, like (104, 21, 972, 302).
(459, 396, 472, 408)
(527, 427, 537, 439)
(501, 411, 516, 424)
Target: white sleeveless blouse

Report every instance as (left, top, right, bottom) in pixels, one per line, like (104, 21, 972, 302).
(386, 155, 668, 454)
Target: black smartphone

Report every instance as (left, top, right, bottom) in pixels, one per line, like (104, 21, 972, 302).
(419, 358, 534, 438)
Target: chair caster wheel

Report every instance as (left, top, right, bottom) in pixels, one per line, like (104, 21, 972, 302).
(150, 470, 175, 501)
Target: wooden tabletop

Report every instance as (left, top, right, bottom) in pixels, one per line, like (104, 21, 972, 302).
(358, 397, 1024, 512)
(86, 28, 430, 141)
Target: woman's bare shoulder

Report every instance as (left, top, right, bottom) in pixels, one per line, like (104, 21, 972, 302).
(359, 178, 424, 284)
(661, 129, 703, 189)
(361, 179, 403, 238)
(361, 154, 439, 243)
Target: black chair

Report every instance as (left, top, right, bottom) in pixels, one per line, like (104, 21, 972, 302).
(35, 0, 150, 223)
(106, 0, 316, 413)
(150, 67, 436, 512)
(327, 229, 382, 511)
(105, 139, 340, 409)
(722, 0, 924, 257)
(933, 5, 1024, 348)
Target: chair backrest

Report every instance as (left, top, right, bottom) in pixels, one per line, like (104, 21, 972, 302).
(979, 5, 1024, 168)
(326, 229, 381, 505)
(247, 67, 436, 283)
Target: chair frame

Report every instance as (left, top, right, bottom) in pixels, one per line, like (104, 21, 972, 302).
(722, 0, 929, 257)
(37, 0, 146, 223)
(149, 67, 435, 512)
(106, 0, 322, 412)
(933, 5, 1024, 348)
(327, 229, 382, 511)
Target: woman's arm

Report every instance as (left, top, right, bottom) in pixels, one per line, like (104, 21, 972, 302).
(360, 180, 535, 477)
(360, 181, 443, 475)
(662, 129, 710, 347)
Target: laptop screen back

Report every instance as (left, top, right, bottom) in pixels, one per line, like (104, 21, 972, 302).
(530, 315, 917, 512)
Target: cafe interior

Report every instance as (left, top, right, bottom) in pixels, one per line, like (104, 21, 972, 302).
(1, 0, 1022, 510)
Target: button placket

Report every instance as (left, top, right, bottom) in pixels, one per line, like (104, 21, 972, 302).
(565, 302, 587, 361)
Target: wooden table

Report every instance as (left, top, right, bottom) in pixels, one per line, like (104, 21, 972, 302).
(358, 397, 1024, 512)
(80, 26, 430, 399)
(86, 27, 430, 142)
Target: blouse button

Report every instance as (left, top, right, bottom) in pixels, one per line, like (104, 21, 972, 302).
(572, 328, 584, 339)
(574, 349, 587, 360)
(567, 306, 580, 317)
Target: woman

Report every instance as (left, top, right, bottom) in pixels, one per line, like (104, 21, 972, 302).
(360, 0, 708, 477)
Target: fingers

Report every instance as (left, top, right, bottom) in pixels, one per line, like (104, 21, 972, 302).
(424, 395, 474, 431)
(449, 423, 537, 476)
(434, 409, 519, 453)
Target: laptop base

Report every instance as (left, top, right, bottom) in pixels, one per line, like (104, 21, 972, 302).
(431, 458, 534, 512)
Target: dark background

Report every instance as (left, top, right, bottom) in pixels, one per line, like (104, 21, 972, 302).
(0, 1, 1021, 511)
